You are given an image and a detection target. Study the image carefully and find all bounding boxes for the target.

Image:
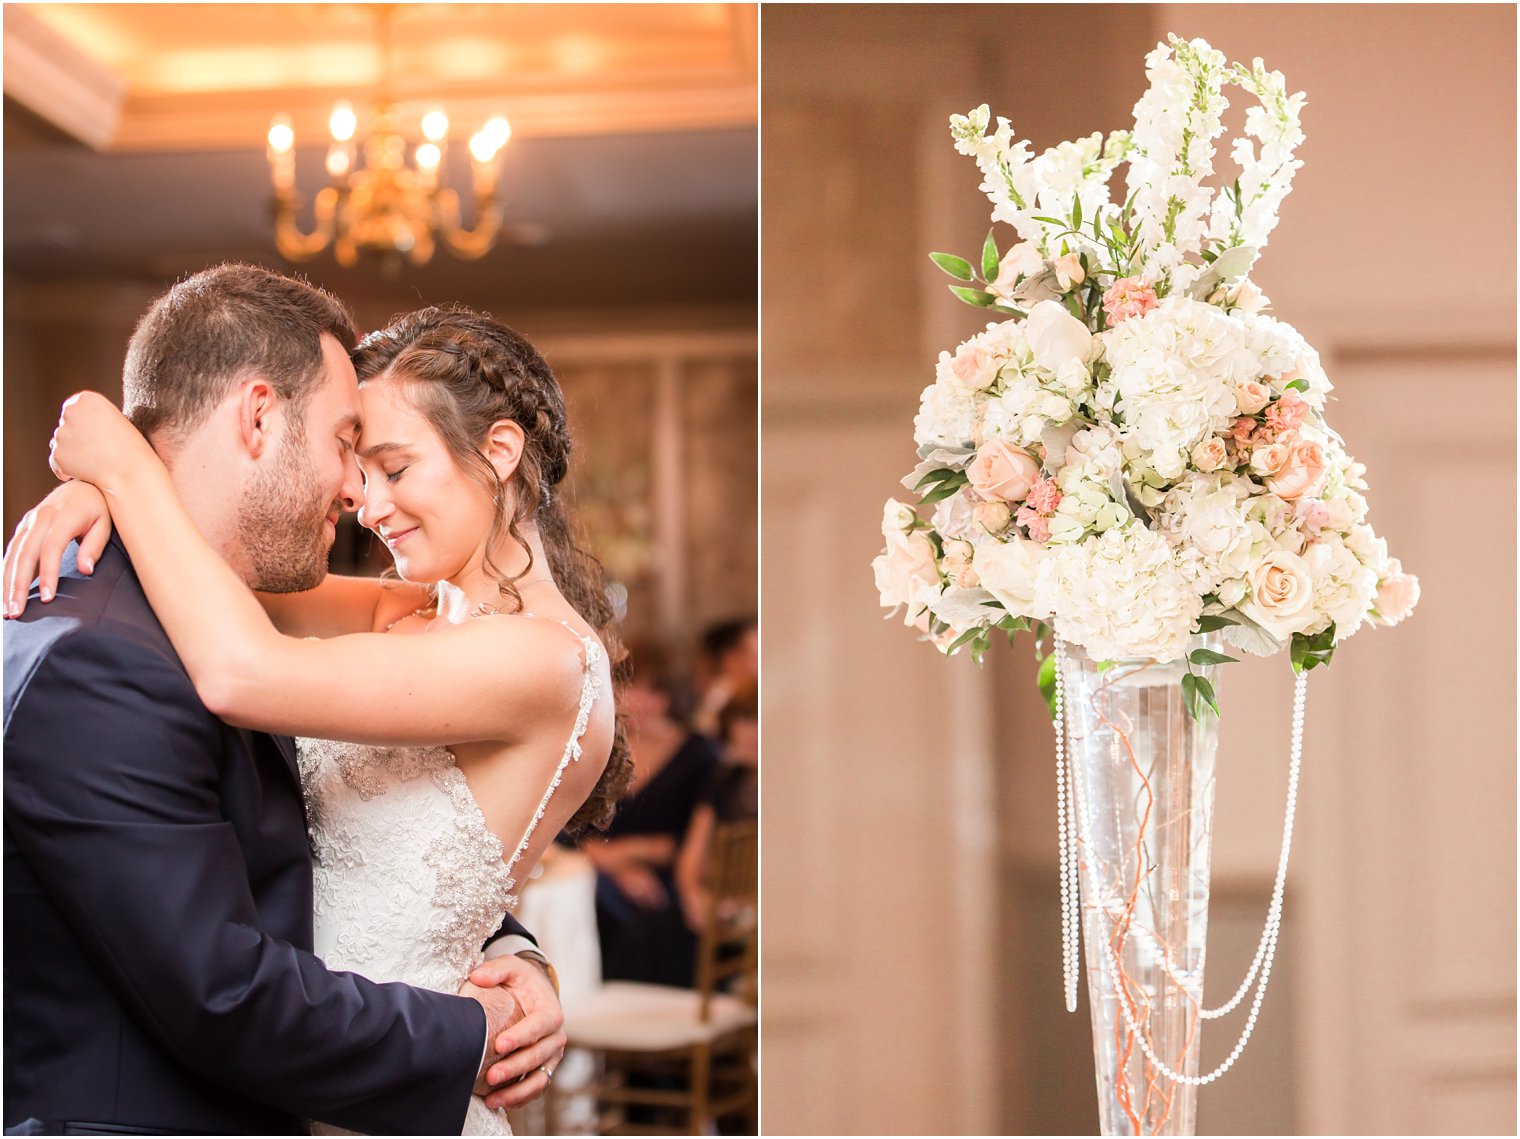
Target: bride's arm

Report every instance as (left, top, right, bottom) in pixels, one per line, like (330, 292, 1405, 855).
(1, 469, 426, 637)
(51, 393, 584, 747)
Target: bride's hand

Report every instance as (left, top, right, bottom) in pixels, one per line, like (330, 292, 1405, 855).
(3, 481, 113, 616)
(48, 392, 155, 489)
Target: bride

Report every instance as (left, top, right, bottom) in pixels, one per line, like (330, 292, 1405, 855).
(9, 305, 629, 1135)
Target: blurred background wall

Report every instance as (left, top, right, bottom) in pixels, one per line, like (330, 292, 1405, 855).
(761, 4, 1515, 1134)
(4, 2, 757, 655)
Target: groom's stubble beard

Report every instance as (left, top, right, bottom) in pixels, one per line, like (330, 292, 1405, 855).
(236, 419, 338, 593)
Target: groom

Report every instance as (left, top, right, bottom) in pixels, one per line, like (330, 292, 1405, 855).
(4, 264, 564, 1135)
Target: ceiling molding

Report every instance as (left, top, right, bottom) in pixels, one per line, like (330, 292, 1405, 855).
(3, 6, 126, 151)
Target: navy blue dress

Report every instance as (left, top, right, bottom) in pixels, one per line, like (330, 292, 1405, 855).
(594, 733, 719, 987)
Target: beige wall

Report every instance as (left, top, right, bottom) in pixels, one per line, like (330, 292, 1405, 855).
(761, 4, 1515, 1134)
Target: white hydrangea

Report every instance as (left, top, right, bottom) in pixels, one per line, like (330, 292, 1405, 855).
(914, 379, 980, 451)
(1302, 530, 1378, 638)
(1100, 297, 1252, 479)
(1156, 472, 1264, 595)
(1235, 311, 1333, 407)
(1036, 524, 1203, 662)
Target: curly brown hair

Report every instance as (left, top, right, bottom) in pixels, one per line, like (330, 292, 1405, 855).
(351, 304, 632, 835)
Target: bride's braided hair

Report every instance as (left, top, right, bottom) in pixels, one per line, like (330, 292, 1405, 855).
(352, 304, 631, 834)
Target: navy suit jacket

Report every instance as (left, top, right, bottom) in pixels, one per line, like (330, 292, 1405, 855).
(4, 536, 509, 1135)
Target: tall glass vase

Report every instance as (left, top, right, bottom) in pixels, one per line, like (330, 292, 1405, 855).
(1060, 639, 1221, 1136)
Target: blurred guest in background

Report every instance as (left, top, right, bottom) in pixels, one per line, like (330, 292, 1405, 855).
(584, 641, 718, 987)
(691, 618, 757, 738)
(677, 684, 758, 934)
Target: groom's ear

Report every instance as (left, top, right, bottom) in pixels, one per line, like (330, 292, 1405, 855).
(482, 418, 526, 483)
(234, 380, 282, 460)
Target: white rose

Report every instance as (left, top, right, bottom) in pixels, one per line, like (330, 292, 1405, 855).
(973, 537, 1051, 619)
(1025, 300, 1094, 374)
(1238, 550, 1316, 640)
(872, 527, 942, 622)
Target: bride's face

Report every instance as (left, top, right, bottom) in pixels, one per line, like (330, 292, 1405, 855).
(354, 379, 497, 584)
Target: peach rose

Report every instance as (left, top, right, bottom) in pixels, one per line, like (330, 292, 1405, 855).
(1191, 438, 1228, 473)
(967, 439, 1041, 503)
(1240, 550, 1316, 640)
(1267, 439, 1329, 501)
(1250, 442, 1290, 478)
(991, 241, 1046, 299)
(973, 499, 1013, 534)
(1234, 380, 1271, 416)
(1373, 561, 1420, 626)
(1053, 252, 1085, 291)
(940, 538, 979, 589)
(949, 344, 993, 388)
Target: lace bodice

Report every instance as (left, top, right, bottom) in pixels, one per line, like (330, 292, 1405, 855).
(297, 616, 604, 1136)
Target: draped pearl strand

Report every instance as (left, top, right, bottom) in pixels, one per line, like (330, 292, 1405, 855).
(1052, 631, 1309, 1085)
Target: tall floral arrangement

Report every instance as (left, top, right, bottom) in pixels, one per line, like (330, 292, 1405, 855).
(874, 35, 1417, 715)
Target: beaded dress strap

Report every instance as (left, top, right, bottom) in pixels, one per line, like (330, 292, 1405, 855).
(496, 612, 604, 892)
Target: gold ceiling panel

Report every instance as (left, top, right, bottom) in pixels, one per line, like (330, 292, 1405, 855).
(6, 3, 757, 150)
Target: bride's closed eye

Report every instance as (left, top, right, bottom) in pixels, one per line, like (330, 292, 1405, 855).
(385, 467, 408, 484)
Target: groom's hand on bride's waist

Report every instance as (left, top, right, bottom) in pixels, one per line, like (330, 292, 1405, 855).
(466, 953, 568, 1110)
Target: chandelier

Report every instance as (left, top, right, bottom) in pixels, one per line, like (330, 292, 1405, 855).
(264, 8, 511, 269)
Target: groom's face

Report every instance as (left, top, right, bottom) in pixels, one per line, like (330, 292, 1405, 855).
(237, 334, 363, 592)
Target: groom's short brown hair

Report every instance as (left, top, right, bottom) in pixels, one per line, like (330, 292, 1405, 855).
(122, 263, 357, 442)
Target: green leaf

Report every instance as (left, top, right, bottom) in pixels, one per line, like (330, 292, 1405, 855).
(1284, 379, 1310, 393)
(947, 626, 984, 654)
(930, 252, 976, 281)
(987, 304, 1026, 317)
(1072, 194, 1083, 231)
(1188, 648, 1239, 667)
(1194, 614, 1239, 633)
(919, 480, 965, 506)
(917, 470, 968, 505)
(1190, 673, 1221, 719)
(1032, 215, 1067, 226)
(949, 286, 998, 307)
(913, 467, 960, 491)
(981, 229, 1000, 282)
(1037, 651, 1058, 721)
(1181, 672, 1201, 719)
(1096, 660, 1117, 674)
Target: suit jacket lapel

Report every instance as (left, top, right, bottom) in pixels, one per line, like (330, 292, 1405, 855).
(267, 731, 303, 789)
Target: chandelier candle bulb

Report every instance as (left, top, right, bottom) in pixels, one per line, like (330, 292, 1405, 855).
(872, 32, 1420, 1136)
(421, 110, 449, 143)
(328, 100, 357, 143)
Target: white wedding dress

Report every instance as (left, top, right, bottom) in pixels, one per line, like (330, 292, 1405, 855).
(296, 616, 604, 1136)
